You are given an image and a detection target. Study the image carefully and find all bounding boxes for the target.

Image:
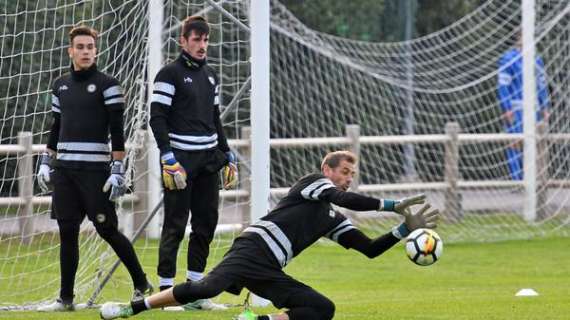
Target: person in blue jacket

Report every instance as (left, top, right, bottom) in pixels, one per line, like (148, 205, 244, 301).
(497, 31, 550, 180)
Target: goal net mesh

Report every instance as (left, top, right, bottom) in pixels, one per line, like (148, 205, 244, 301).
(0, 0, 250, 307)
(1, 0, 569, 308)
(268, 0, 570, 242)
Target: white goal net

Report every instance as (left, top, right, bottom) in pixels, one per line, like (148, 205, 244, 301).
(0, 0, 250, 308)
(1, 0, 569, 309)
(268, 0, 570, 242)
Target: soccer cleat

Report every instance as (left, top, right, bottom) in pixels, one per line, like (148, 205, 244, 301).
(37, 298, 75, 312)
(182, 298, 228, 311)
(233, 308, 258, 320)
(132, 282, 154, 301)
(99, 302, 133, 319)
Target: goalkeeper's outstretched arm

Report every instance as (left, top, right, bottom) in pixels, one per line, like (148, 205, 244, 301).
(338, 229, 400, 259)
(318, 187, 426, 215)
(338, 203, 440, 259)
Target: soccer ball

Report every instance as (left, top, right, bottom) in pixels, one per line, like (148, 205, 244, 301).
(405, 228, 443, 266)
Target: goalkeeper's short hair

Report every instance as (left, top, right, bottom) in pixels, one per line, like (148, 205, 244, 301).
(321, 150, 357, 170)
(181, 15, 209, 39)
(69, 25, 98, 44)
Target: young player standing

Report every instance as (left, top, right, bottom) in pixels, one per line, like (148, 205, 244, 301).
(100, 150, 439, 320)
(36, 26, 151, 311)
(148, 15, 237, 310)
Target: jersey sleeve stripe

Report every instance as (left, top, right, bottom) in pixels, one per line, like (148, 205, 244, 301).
(214, 95, 219, 105)
(310, 183, 335, 200)
(151, 93, 172, 106)
(51, 94, 60, 107)
(301, 178, 335, 200)
(104, 97, 125, 105)
(154, 81, 176, 95)
(51, 106, 61, 113)
(326, 220, 356, 242)
(102, 85, 123, 98)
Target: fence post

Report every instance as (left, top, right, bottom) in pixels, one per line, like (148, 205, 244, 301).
(133, 130, 148, 237)
(444, 122, 461, 221)
(18, 132, 34, 244)
(241, 126, 252, 228)
(536, 122, 549, 220)
(345, 125, 361, 191)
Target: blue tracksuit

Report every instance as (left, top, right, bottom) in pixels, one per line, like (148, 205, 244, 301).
(497, 48, 549, 180)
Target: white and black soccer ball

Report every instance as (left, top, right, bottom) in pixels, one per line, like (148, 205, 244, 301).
(405, 228, 443, 266)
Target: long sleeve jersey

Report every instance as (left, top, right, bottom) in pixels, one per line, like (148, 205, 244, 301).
(48, 64, 125, 170)
(238, 173, 400, 267)
(149, 51, 229, 155)
(497, 48, 550, 131)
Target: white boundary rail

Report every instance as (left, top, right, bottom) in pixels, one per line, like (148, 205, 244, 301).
(1, 122, 567, 240)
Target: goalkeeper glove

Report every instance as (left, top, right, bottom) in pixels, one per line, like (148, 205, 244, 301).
(103, 160, 127, 202)
(392, 204, 440, 239)
(381, 194, 426, 215)
(161, 152, 187, 190)
(37, 152, 53, 193)
(222, 151, 238, 190)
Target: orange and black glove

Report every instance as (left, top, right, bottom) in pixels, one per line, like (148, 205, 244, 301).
(161, 152, 187, 190)
(222, 151, 238, 190)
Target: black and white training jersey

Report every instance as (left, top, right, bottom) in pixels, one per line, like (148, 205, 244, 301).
(48, 64, 125, 170)
(239, 173, 383, 267)
(149, 51, 229, 155)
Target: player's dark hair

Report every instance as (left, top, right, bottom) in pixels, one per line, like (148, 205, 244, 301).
(69, 25, 98, 45)
(181, 15, 209, 39)
(321, 150, 357, 170)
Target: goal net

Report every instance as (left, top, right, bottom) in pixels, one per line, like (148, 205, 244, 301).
(0, 0, 250, 308)
(268, 0, 570, 242)
(1, 0, 569, 309)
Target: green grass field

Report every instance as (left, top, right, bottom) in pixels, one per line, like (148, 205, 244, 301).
(1, 236, 569, 319)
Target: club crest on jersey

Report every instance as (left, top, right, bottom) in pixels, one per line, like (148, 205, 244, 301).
(87, 84, 97, 93)
(184, 77, 192, 84)
(208, 76, 215, 85)
(96, 213, 106, 223)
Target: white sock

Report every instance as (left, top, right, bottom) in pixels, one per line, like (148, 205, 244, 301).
(143, 298, 152, 310)
(187, 270, 203, 282)
(159, 277, 174, 287)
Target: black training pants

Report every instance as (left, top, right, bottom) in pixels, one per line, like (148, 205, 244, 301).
(51, 168, 146, 302)
(157, 148, 222, 278)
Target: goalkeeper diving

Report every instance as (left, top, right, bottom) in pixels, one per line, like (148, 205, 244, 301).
(101, 150, 439, 320)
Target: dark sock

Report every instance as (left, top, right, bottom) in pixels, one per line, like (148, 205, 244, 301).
(131, 299, 147, 315)
(257, 316, 270, 320)
(160, 285, 172, 292)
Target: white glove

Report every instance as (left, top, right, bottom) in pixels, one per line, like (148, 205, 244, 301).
(103, 160, 127, 202)
(37, 152, 53, 193)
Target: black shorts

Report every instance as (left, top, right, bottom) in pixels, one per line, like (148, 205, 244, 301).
(209, 238, 314, 309)
(50, 168, 117, 227)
